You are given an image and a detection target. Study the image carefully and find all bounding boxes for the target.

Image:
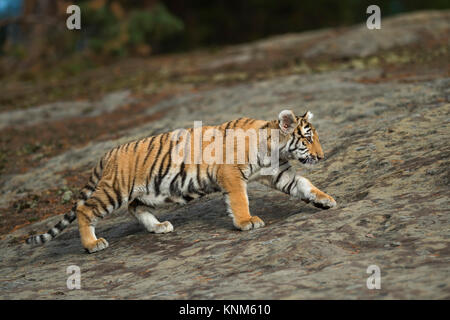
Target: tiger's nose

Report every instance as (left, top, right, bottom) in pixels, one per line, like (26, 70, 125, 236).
(317, 154, 324, 161)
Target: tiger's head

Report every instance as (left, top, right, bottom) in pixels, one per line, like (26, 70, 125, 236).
(278, 109, 324, 165)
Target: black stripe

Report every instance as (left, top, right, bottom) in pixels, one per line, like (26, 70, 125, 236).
(289, 138, 298, 151)
(129, 175, 136, 200)
(85, 184, 95, 192)
(104, 188, 117, 209)
(161, 132, 170, 145)
(145, 173, 151, 194)
(112, 187, 123, 208)
(196, 164, 202, 189)
(111, 162, 119, 186)
(92, 208, 104, 218)
(224, 120, 233, 135)
(148, 134, 165, 186)
(90, 196, 108, 215)
(260, 122, 270, 130)
(142, 137, 156, 167)
(67, 210, 77, 222)
(54, 220, 67, 231)
(180, 162, 187, 187)
(183, 195, 194, 202)
(110, 146, 120, 159)
(85, 202, 103, 219)
(129, 150, 142, 199)
(206, 166, 215, 184)
(128, 199, 139, 210)
(170, 155, 187, 195)
(160, 141, 173, 181)
(257, 155, 262, 167)
(238, 167, 248, 181)
(290, 179, 298, 194)
(279, 161, 289, 167)
(104, 149, 113, 161)
(93, 166, 100, 180)
(143, 138, 156, 193)
(274, 166, 291, 186)
(120, 167, 127, 190)
(89, 175, 97, 185)
(169, 172, 181, 195)
(283, 178, 296, 194)
(79, 191, 89, 201)
(83, 201, 96, 208)
(233, 118, 244, 128)
(188, 179, 205, 196)
(294, 136, 301, 149)
(154, 140, 172, 196)
(133, 140, 141, 152)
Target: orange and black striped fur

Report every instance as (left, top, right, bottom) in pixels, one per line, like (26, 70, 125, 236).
(26, 110, 336, 253)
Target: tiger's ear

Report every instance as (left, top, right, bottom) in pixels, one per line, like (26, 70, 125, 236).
(303, 111, 314, 122)
(278, 110, 297, 134)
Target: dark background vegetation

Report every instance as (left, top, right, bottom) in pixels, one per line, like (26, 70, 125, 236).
(164, 0, 449, 50)
(0, 0, 449, 76)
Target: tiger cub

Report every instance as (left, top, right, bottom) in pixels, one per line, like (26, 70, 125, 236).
(26, 110, 336, 253)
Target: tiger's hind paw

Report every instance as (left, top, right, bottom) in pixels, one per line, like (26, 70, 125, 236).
(85, 238, 109, 253)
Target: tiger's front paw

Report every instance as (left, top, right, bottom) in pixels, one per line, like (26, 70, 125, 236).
(153, 221, 174, 234)
(234, 216, 265, 231)
(313, 194, 337, 209)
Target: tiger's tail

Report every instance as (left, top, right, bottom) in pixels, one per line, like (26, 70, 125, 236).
(26, 157, 106, 246)
(26, 208, 77, 245)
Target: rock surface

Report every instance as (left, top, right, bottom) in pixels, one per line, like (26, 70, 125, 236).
(0, 11, 449, 299)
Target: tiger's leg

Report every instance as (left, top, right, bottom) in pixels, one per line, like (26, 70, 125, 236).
(259, 162, 336, 209)
(77, 200, 111, 253)
(295, 176, 337, 209)
(220, 172, 265, 231)
(76, 182, 124, 253)
(128, 199, 173, 233)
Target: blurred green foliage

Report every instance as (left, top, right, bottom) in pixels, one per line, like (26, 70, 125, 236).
(80, 2, 184, 56)
(80, 3, 121, 54)
(128, 5, 184, 49)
